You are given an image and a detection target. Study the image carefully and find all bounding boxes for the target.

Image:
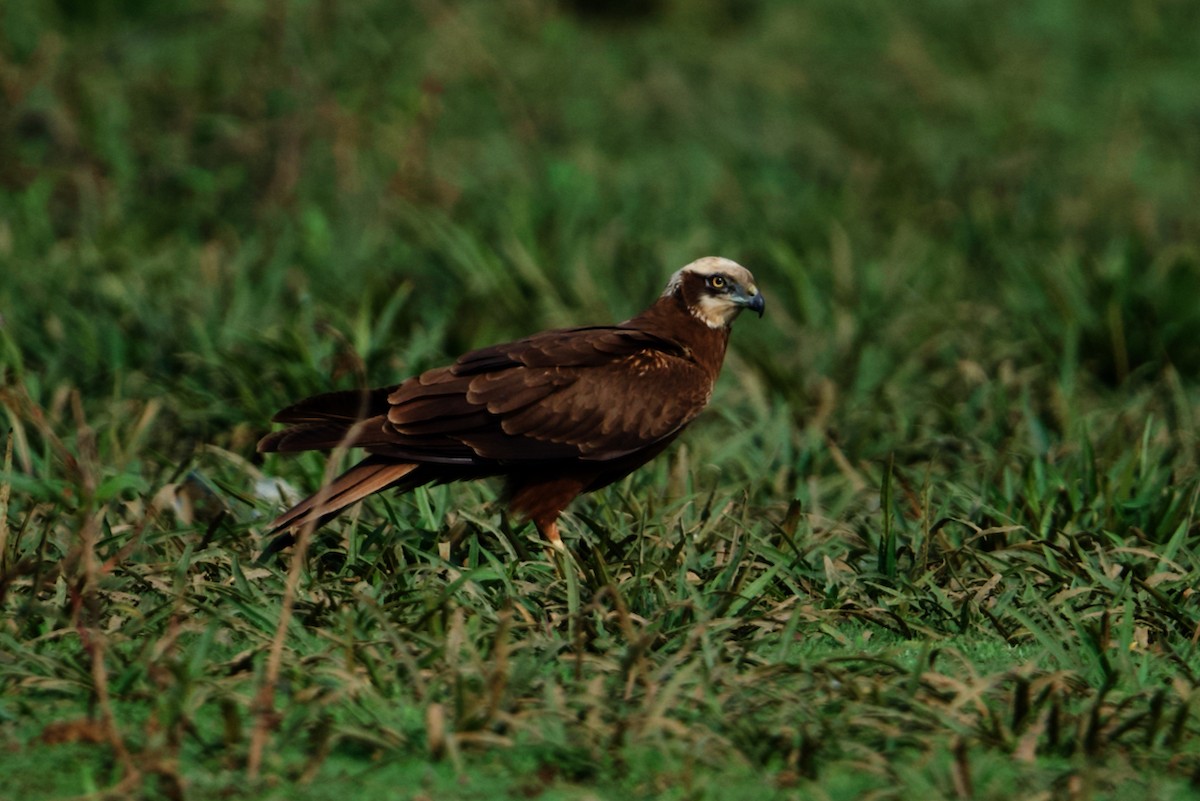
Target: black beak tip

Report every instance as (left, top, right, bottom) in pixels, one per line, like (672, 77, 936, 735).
(749, 293, 765, 317)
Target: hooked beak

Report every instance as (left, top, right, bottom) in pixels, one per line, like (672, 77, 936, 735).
(738, 287, 765, 318)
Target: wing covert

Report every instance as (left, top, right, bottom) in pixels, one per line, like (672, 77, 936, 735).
(378, 327, 711, 464)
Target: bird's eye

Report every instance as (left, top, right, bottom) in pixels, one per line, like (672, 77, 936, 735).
(708, 275, 727, 290)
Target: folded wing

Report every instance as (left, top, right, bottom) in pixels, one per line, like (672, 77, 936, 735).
(379, 325, 711, 464)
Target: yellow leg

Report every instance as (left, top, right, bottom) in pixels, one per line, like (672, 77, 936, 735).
(539, 519, 566, 552)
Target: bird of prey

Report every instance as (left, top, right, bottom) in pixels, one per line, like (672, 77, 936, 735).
(258, 256, 764, 549)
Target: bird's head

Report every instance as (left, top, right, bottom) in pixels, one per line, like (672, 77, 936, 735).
(662, 257, 764, 328)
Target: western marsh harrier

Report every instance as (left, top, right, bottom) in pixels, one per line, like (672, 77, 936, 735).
(259, 256, 763, 549)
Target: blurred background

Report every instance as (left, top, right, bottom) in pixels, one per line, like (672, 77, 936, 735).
(2, 0, 1198, 478)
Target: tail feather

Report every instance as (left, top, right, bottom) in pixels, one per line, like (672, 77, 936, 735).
(257, 388, 425, 559)
(258, 416, 410, 454)
(267, 458, 420, 534)
(270, 388, 393, 424)
(259, 387, 395, 455)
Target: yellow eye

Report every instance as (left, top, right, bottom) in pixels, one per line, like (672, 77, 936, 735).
(708, 275, 727, 290)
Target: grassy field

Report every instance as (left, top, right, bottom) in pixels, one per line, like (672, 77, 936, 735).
(3, 0, 1200, 798)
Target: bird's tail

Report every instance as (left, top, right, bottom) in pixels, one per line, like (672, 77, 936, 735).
(256, 387, 418, 558)
(268, 457, 420, 533)
(258, 457, 423, 559)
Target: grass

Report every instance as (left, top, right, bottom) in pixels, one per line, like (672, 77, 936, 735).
(3, 0, 1200, 798)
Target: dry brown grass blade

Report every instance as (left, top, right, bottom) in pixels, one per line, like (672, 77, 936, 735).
(951, 735, 973, 799)
(0, 433, 11, 572)
(3, 387, 142, 788)
(247, 421, 371, 780)
(246, 484, 322, 779)
(65, 390, 141, 790)
(0, 387, 74, 494)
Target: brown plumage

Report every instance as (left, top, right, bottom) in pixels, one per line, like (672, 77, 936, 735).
(258, 256, 764, 550)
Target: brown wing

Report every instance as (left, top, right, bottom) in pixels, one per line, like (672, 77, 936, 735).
(257, 387, 394, 453)
(375, 325, 712, 465)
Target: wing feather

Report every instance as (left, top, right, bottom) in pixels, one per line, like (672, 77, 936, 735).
(268, 326, 712, 467)
(271, 388, 392, 424)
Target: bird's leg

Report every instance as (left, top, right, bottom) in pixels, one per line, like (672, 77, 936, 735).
(509, 476, 584, 559)
(536, 519, 566, 552)
(534, 516, 574, 580)
(536, 518, 569, 572)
